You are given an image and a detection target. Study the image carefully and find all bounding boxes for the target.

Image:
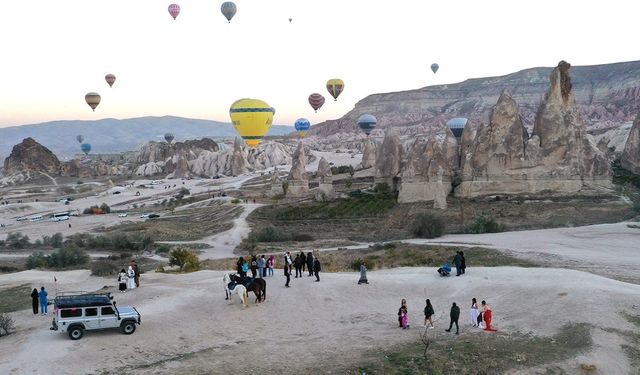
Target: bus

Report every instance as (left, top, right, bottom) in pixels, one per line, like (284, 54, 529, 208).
(50, 212, 70, 222)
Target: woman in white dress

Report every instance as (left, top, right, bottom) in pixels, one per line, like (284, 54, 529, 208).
(127, 265, 137, 290)
(470, 298, 479, 327)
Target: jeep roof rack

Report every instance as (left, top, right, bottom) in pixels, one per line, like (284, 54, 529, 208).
(54, 292, 114, 309)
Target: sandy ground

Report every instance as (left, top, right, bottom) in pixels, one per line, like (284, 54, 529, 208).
(0, 266, 638, 375)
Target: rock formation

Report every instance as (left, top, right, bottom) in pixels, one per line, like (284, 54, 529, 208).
(230, 138, 249, 176)
(360, 138, 377, 169)
(3, 138, 61, 175)
(456, 61, 612, 197)
(375, 129, 403, 190)
(315, 157, 335, 202)
(621, 113, 640, 174)
(398, 127, 458, 207)
(316, 157, 332, 183)
(286, 142, 309, 196)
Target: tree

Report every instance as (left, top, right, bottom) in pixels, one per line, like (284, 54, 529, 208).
(168, 248, 200, 272)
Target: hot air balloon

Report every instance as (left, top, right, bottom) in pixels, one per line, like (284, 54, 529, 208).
(289, 18, 292, 23)
(105, 74, 116, 88)
(76, 135, 84, 144)
(168, 4, 180, 20)
(80, 143, 92, 155)
(229, 98, 275, 148)
(221, 2, 237, 22)
(164, 133, 175, 144)
(326, 79, 344, 101)
(357, 114, 377, 136)
(85, 92, 101, 112)
(308, 93, 325, 112)
(294, 118, 311, 138)
(447, 117, 468, 138)
(431, 63, 439, 74)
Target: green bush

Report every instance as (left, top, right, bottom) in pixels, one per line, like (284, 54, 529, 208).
(5, 232, 31, 249)
(411, 213, 446, 238)
(42, 233, 64, 248)
(290, 233, 314, 242)
(350, 258, 376, 271)
(47, 245, 90, 268)
(633, 202, 640, 213)
(470, 215, 505, 234)
(90, 259, 120, 277)
(26, 252, 48, 269)
(100, 203, 111, 214)
(155, 244, 171, 255)
(168, 247, 200, 272)
(250, 226, 289, 242)
(330, 165, 355, 175)
(231, 198, 242, 204)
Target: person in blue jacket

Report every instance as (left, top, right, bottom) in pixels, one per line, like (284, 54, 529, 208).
(38, 286, 48, 315)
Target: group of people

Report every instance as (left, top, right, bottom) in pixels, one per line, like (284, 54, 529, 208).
(438, 251, 467, 277)
(117, 260, 140, 292)
(30, 286, 49, 315)
(396, 297, 497, 334)
(236, 255, 275, 278)
(283, 251, 321, 287)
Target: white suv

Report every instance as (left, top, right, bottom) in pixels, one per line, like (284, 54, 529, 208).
(50, 292, 141, 340)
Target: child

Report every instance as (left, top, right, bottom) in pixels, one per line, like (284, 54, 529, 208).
(423, 299, 435, 328)
(118, 269, 128, 293)
(470, 298, 479, 327)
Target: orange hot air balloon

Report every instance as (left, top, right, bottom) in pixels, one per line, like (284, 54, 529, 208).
(105, 74, 116, 88)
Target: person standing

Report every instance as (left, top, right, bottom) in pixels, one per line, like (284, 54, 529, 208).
(30, 288, 39, 315)
(313, 256, 321, 282)
(445, 302, 460, 334)
(250, 255, 258, 279)
(453, 252, 462, 276)
(423, 299, 435, 328)
(481, 301, 497, 332)
(38, 287, 48, 315)
(257, 255, 266, 278)
(358, 263, 368, 284)
(118, 269, 128, 293)
(127, 264, 137, 290)
(267, 255, 275, 277)
(132, 260, 140, 287)
(284, 260, 291, 287)
(460, 251, 466, 274)
(293, 254, 302, 278)
(236, 257, 245, 277)
(470, 298, 479, 327)
(300, 251, 307, 274)
(284, 252, 293, 275)
(241, 259, 249, 277)
(397, 299, 407, 328)
(306, 252, 314, 277)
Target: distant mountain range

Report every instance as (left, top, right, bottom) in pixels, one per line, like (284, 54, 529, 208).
(0, 116, 293, 160)
(311, 60, 640, 136)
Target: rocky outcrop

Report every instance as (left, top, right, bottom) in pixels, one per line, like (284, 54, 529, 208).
(621, 114, 640, 174)
(592, 125, 632, 162)
(316, 157, 332, 183)
(456, 61, 612, 197)
(310, 61, 640, 138)
(230, 138, 249, 176)
(360, 139, 377, 169)
(3, 138, 61, 175)
(375, 129, 403, 190)
(135, 162, 165, 176)
(286, 142, 309, 197)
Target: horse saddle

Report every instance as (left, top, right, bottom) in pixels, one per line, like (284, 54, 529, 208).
(227, 282, 237, 290)
(240, 278, 254, 289)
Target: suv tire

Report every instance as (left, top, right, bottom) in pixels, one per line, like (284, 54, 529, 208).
(68, 326, 84, 340)
(121, 321, 136, 335)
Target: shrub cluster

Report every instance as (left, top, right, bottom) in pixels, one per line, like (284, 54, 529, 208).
(26, 245, 90, 269)
(0, 313, 15, 337)
(470, 215, 505, 234)
(249, 226, 314, 243)
(168, 248, 201, 272)
(411, 213, 446, 238)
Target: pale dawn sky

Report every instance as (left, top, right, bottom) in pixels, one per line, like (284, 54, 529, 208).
(0, 0, 638, 128)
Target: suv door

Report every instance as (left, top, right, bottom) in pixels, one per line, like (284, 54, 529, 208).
(83, 308, 101, 330)
(99, 306, 119, 329)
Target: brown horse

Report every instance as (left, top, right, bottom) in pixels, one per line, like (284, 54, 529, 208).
(230, 274, 266, 303)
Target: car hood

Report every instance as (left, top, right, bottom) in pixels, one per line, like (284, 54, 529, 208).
(117, 306, 139, 317)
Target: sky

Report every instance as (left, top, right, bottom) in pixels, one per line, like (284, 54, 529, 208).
(0, 0, 638, 128)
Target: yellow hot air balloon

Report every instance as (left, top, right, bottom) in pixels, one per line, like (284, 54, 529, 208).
(326, 78, 344, 101)
(229, 98, 275, 148)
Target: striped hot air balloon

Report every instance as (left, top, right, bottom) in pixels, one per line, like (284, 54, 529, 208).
(85, 92, 101, 112)
(105, 74, 116, 88)
(168, 4, 180, 20)
(447, 117, 468, 138)
(229, 98, 275, 148)
(308, 93, 325, 112)
(357, 114, 377, 136)
(326, 79, 344, 101)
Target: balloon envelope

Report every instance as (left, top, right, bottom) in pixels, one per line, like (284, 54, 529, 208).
(229, 98, 275, 148)
(164, 133, 175, 143)
(431, 63, 439, 74)
(80, 143, 92, 155)
(76, 135, 84, 144)
(357, 114, 377, 135)
(85, 92, 101, 112)
(294, 118, 311, 138)
(221, 2, 237, 22)
(308, 93, 325, 112)
(447, 117, 468, 137)
(168, 4, 180, 20)
(326, 79, 344, 101)
(105, 74, 116, 88)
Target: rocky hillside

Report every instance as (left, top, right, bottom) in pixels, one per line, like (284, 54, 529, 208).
(311, 60, 640, 137)
(3, 138, 61, 175)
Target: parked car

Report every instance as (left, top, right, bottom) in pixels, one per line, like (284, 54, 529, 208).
(148, 214, 160, 219)
(139, 213, 150, 218)
(50, 292, 141, 340)
(112, 191, 121, 195)
(118, 213, 128, 218)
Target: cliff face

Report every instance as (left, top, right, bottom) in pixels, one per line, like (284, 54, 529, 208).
(621, 113, 640, 174)
(310, 61, 640, 137)
(3, 138, 61, 175)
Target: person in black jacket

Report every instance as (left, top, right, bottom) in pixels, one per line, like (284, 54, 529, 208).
(30, 288, 39, 315)
(453, 252, 462, 276)
(300, 251, 307, 273)
(293, 254, 302, 278)
(423, 299, 434, 328)
(284, 261, 291, 287)
(445, 302, 460, 334)
(313, 257, 321, 282)
(237, 257, 245, 277)
(460, 251, 466, 274)
(306, 252, 314, 276)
